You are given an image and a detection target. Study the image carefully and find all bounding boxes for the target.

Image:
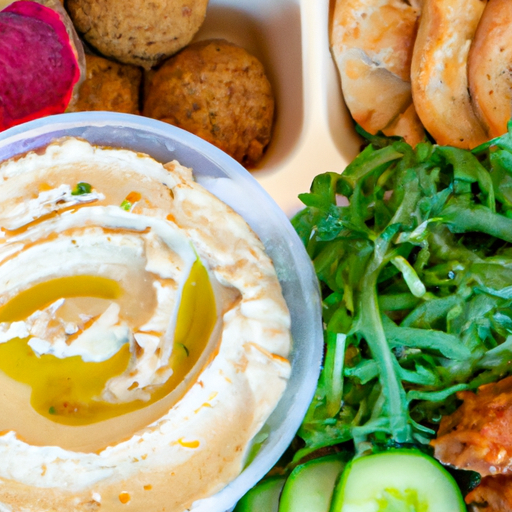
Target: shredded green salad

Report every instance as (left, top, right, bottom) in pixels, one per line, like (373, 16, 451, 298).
(291, 122, 512, 461)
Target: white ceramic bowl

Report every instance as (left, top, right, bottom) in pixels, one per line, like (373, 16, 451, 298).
(0, 111, 324, 512)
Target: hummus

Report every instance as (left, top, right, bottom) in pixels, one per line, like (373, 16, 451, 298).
(0, 138, 292, 511)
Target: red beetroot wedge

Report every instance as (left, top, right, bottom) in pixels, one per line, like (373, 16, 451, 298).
(0, 1, 84, 131)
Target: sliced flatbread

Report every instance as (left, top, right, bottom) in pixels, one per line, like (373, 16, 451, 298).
(411, 0, 488, 148)
(468, 0, 512, 138)
(331, 0, 424, 145)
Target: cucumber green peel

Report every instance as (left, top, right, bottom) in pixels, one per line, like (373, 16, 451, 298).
(292, 122, 512, 458)
(330, 449, 465, 512)
(279, 454, 348, 512)
(233, 476, 285, 512)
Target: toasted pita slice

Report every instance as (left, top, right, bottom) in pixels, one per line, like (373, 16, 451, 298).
(411, 0, 488, 149)
(331, 0, 424, 145)
(468, 0, 512, 138)
(334, 48, 412, 132)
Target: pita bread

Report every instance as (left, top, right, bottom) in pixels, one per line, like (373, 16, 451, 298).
(411, 0, 488, 148)
(331, 0, 425, 145)
(468, 0, 512, 138)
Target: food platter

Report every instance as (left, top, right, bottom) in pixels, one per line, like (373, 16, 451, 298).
(9, 0, 512, 510)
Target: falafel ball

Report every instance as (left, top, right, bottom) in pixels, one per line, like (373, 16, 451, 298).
(67, 53, 142, 114)
(143, 39, 275, 167)
(66, 0, 209, 69)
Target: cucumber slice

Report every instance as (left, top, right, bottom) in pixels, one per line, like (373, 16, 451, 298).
(279, 454, 347, 512)
(233, 476, 286, 512)
(330, 449, 466, 512)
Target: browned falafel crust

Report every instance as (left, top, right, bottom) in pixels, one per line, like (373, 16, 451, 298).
(143, 39, 275, 167)
(67, 53, 142, 114)
(66, 0, 209, 69)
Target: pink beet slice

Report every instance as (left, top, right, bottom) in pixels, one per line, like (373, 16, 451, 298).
(0, 1, 81, 131)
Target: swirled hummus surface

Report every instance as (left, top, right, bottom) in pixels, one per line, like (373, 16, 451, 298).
(0, 138, 292, 511)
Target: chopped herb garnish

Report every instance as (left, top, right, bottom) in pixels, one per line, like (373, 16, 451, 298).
(120, 192, 141, 211)
(71, 182, 92, 196)
(120, 200, 132, 211)
(48, 406, 56, 415)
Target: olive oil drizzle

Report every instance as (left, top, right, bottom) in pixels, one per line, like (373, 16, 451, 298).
(0, 260, 216, 425)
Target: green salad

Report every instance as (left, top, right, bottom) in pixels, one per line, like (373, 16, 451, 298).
(291, 122, 512, 463)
